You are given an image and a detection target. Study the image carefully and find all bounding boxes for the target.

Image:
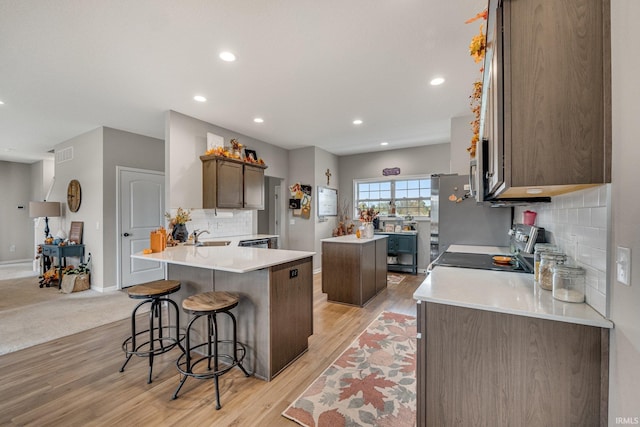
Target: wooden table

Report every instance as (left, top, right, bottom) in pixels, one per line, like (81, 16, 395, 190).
(41, 244, 85, 288)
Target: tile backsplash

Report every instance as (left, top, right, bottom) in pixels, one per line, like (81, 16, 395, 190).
(167, 208, 255, 238)
(515, 184, 610, 316)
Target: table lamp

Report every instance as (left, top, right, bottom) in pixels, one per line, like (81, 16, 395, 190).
(29, 201, 61, 239)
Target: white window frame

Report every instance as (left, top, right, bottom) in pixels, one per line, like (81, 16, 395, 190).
(353, 174, 432, 219)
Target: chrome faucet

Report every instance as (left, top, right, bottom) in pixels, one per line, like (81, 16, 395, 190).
(192, 229, 210, 245)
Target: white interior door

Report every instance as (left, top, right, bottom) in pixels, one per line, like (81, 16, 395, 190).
(118, 168, 165, 288)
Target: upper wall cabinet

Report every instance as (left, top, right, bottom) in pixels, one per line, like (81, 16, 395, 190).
(201, 155, 267, 210)
(477, 0, 611, 201)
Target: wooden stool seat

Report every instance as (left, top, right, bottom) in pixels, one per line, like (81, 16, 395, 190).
(172, 290, 249, 409)
(182, 291, 239, 314)
(126, 279, 181, 298)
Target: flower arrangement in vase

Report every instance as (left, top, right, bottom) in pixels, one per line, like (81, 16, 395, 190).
(358, 206, 379, 239)
(165, 207, 191, 242)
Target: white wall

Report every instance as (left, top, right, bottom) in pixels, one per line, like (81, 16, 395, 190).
(515, 185, 610, 316)
(165, 110, 291, 248)
(165, 110, 289, 209)
(338, 143, 451, 271)
(102, 127, 164, 286)
(51, 128, 104, 287)
(48, 126, 165, 290)
(609, 0, 640, 420)
(0, 161, 34, 262)
(450, 115, 474, 175)
(314, 147, 339, 270)
(288, 147, 316, 260)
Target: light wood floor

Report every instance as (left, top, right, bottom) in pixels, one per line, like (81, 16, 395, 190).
(0, 272, 424, 426)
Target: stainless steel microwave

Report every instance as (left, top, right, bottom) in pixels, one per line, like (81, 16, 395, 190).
(470, 1, 550, 206)
(470, 0, 504, 203)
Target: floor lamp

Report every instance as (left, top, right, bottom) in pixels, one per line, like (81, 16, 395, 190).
(29, 201, 61, 240)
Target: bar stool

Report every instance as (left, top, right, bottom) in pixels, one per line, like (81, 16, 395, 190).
(172, 291, 250, 409)
(119, 279, 183, 384)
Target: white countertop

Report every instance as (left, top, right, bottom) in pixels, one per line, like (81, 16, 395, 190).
(446, 244, 511, 254)
(415, 245, 613, 329)
(321, 234, 388, 244)
(197, 234, 278, 247)
(374, 231, 418, 235)
(132, 244, 314, 274)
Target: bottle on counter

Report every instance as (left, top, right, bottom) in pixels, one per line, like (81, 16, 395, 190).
(538, 251, 567, 291)
(533, 243, 559, 286)
(552, 264, 586, 303)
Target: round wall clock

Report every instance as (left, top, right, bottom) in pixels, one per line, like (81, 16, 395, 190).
(67, 179, 82, 212)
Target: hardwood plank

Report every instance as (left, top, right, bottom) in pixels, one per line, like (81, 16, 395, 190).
(0, 271, 423, 426)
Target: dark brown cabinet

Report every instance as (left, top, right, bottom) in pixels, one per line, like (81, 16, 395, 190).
(243, 164, 266, 209)
(322, 236, 388, 306)
(478, 0, 611, 200)
(201, 155, 267, 209)
(269, 257, 313, 377)
(416, 300, 609, 426)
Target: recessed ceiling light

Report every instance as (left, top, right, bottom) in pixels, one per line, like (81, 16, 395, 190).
(219, 51, 236, 62)
(353, 119, 363, 125)
(253, 117, 264, 123)
(0, 100, 4, 105)
(430, 77, 445, 86)
(193, 95, 207, 102)
(380, 142, 389, 146)
(526, 188, 543, 194)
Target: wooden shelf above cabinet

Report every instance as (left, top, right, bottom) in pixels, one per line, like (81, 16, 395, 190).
(199, 154, 268, 170)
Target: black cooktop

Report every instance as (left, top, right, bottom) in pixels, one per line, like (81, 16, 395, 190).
(433, 252, 533, 274)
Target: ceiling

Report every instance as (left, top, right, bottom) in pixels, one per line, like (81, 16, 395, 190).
(0, 0, 482, 163)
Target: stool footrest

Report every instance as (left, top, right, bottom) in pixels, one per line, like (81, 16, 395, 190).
(175, 340, 247, 379)
(121, 328, 183, 358)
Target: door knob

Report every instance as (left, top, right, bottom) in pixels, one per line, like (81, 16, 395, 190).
(123, 232, 131, 237)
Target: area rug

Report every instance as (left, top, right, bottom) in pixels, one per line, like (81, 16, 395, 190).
(0, 261, 39, 280)
(386, 274, 405, 285)
(283, 311, 417, 427)
(0, 276, 141, 355)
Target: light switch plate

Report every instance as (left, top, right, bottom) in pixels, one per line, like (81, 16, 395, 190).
(616, 246, 631, 286)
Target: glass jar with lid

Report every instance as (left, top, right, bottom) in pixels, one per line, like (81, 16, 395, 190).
(538, 251, 567, 291)
(534, 243, 559, 286)
(552, 265, 586, 303)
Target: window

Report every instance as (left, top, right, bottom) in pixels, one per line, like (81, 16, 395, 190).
(355, 177, 431, 217)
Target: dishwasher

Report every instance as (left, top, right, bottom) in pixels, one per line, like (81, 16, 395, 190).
(238, 238, 270, 248)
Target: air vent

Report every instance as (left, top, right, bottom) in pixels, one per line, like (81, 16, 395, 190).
(56, 146, 73, 163)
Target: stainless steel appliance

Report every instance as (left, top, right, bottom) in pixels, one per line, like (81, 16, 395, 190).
(508, 223, 544, 254)
(238, 238, 270, 248)
(431, 223, 545, 274)
(469, 1, 551, 205)
(433, 251, 532, 273)
(430, 174, 512, 261)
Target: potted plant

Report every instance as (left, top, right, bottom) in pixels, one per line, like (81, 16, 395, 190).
(60, 253, 91, 293)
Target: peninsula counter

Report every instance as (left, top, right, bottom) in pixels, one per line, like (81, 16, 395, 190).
(132, 245, 315, 381)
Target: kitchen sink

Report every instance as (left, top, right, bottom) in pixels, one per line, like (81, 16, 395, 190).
(185, 241, 231, 247)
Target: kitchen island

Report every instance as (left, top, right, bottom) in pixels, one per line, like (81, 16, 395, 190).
(321, 234, 387, 307)
(132, 244, 315, 381)
(413, 245, 612, 426)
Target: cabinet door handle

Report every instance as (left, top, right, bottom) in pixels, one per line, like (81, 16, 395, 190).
(123, 232, 131, 237)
